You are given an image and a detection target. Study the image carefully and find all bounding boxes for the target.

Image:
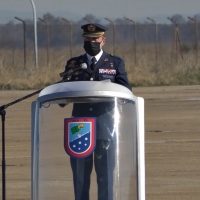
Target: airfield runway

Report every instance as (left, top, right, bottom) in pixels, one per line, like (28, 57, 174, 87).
(0, 85, 200, 200)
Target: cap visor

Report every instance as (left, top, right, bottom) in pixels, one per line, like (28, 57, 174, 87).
(82, 32, 104, 38)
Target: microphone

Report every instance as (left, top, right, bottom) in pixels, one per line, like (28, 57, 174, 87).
(60, 63, 87, 77)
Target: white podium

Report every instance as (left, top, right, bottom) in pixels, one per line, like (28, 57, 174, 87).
(31, 81, 145, 200)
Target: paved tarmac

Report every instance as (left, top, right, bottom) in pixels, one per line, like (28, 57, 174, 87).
(0, 85, 200, 199)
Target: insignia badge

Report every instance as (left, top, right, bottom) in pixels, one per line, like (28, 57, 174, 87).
(110, 63, 114, 67)
(104, 58, 109, 62)
(99, 69, 116, 74)
(69, 60, 76, 68)
(90, 77, 94, 81)
(64, 117, 96, 158)
(88, 24, 96, 32)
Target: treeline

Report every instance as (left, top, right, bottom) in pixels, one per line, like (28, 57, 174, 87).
(0, 13, 200, 50)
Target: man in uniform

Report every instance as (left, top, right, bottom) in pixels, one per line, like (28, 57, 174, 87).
(61, 23, 132, 200)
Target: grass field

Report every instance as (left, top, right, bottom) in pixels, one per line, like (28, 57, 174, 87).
(0, 43, 200, 90)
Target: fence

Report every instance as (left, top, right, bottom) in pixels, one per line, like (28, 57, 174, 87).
(0, 23, 199, 67)
(0, 22, 200, 88)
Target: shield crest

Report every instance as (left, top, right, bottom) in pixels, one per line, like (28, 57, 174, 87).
(64, 117, 96, 158)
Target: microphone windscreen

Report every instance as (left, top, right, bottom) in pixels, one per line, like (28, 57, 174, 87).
(81, 63, 87, 69)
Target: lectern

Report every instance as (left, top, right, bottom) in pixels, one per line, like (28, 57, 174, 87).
(31, 81, 145, 200)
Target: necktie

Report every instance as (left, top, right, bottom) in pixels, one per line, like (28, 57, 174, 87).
(90, 57, 96, 70)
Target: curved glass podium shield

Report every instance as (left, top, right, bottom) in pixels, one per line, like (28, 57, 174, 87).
(31, 81, 145, 200)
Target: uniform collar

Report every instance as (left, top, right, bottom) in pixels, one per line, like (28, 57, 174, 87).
(86, 49, 103, 64)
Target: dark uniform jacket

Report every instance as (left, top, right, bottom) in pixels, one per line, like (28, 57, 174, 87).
(62, 51, 132, 141)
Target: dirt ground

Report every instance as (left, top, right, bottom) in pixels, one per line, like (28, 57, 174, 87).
(0, 85, 200, 200)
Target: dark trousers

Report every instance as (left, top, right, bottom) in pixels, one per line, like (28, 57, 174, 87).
(70, 140, 116, 200)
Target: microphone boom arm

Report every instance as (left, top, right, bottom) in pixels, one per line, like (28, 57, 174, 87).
(0, 78, 64, 200)
(0, 79, 64, 112)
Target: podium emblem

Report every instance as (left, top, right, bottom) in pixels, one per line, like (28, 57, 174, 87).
(64, 117, 96, 158)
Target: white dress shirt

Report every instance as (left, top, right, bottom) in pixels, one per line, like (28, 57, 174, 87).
(86, 49, 103, 66)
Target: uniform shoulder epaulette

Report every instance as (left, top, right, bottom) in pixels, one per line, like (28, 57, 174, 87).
(68, 57, 77, 62)
(78, 54, 84, 59)
(69, 55, 83, 61)
(110, 54, 122, 60)
(67, 55, 84, 64)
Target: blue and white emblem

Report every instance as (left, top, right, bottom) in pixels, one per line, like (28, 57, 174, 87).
(64, 117, 96, 158)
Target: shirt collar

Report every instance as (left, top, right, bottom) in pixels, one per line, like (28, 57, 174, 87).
(87, 49, 103, 64)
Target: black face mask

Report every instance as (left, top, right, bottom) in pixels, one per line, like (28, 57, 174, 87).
(83, 41, 101, 56)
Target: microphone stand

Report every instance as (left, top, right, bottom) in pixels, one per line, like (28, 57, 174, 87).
(0, 79, 65, 200)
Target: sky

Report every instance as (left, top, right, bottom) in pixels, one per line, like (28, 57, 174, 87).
(1, 0, 200, 23)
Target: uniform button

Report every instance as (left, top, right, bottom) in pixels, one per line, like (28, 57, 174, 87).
(90, 78, 93, 81)
(89, 108, 93, 111)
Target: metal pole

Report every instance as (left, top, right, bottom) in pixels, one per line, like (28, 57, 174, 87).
(105, 18, 115, 54)
(174, 20, 178, 62)
(171, 18, 183, 61)
(62, 18, 73, 57)
(30, 0, 38, 68)
(1, 110, 6, 200)
(188, 16, 198, 64)
(168, 17, 184, 62)
(126, 18, 137, 65)
(147, 17, 158, 65)
(83, 18, 93, 23)
(15, 17, 27, 69)
(38, 18, 50, 67)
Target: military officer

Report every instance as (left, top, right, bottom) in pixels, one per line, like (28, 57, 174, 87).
(61, 23, 132, 200)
